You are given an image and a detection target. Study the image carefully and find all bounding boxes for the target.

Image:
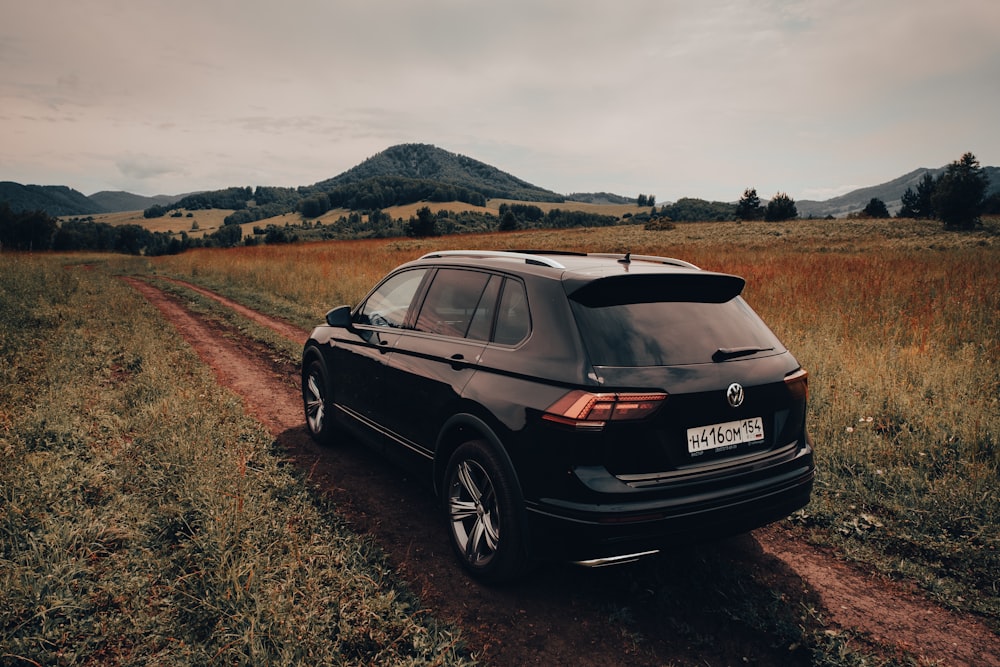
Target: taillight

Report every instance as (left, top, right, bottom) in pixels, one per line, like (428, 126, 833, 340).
(785, 368, 809, 401)
(542, 390, 668, 429)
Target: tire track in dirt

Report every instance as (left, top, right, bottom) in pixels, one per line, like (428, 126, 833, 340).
(757, 525, 999, 665)
(125, 276, 1000, 667)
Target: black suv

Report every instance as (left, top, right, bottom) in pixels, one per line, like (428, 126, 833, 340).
(302, 250, 814, 582)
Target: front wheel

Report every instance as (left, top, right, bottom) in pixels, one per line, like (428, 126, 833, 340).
(302, 357, 335, 445)
(444, 440, 530, 583)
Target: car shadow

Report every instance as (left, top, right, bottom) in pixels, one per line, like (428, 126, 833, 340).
(275, 425, 819, 666)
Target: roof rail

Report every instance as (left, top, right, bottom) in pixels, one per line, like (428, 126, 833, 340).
(418, 250, 566, 269)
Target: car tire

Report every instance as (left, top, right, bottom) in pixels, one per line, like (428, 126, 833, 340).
(302, 356, 335, 445)
(444, 440, 530, 583)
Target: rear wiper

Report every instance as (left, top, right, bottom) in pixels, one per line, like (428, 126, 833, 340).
(712, 346, 774, 362)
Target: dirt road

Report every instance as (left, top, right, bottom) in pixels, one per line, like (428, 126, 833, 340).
(125, 276, 1000, 666)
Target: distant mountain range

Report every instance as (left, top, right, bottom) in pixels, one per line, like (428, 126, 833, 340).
(2, 145, 998, 218)
(796, 166, 1000, 218)
(0, 181, 185, 217)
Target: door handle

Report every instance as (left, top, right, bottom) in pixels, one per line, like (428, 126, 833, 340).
(449, 353, 466, 370)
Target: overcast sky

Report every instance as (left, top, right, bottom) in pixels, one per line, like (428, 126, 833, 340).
(2, 0, 998, 203)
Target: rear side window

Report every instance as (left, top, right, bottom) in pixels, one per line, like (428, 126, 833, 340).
(569, 290, 783, 367)
(493, 279, 530, 345)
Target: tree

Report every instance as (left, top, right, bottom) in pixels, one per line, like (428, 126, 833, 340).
(932, 152, 988, 230)
(898, 172, 937, 218)
(208, 222, 242, 248)
(499, 209, 519, 231)
(735, 188, 763, 221)
(0, 205, 57, 251)
(862, 197, 890, 219)
(407, 206, 438, 237)
(144, 203, 169, 218)
(764, 193, 797, 221)
(658, 198, 735, 222)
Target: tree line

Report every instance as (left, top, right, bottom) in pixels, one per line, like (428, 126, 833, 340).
(143, 179, 492, 223)
(0, 205, 244, 255)
(734, 151, 996, 227)
(896, 153, 997, 228)
(8, 151, 993, 255)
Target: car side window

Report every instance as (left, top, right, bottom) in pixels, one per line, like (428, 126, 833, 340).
(357, 268, 428, 328)
(493, 279, 530, 345)
(466, 276, 501, 341)
(414, 269, 493, 338)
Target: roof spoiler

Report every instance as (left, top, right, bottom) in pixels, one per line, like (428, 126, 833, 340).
(569, 272, 746, 307)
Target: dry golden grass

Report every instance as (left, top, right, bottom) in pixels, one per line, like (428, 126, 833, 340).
(75, 208, 236, 238)
(150, 216, 1000, 621)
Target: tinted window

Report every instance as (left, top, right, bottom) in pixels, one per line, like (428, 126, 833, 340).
(467, 276, 501, 341)
(493, 279, 530, 345)
(357, 268, 428, 328)
(570, 296, 783, 366)
(414, 269, 493, 338)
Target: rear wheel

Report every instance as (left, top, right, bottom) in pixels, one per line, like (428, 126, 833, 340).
(302, 357, 335, 445)
(444, 440, 529, 583)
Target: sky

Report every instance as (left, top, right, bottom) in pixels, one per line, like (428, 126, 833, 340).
(2, 0, 998, 203)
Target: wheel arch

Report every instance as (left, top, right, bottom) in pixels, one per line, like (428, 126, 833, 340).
(433, 413, 521, 500)
(301, 342, 330, 388)
(302, 340, 324, 368)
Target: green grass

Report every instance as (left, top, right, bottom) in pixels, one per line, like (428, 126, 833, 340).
(0, 255, 473, 666)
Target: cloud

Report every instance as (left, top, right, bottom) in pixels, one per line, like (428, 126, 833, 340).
(116, 155, 184, 182)
(1, 0, 998, 200)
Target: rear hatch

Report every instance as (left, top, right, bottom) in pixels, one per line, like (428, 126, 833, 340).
(566, 272, 808, 483)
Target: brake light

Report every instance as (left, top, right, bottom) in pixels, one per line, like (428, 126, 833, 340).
(543, 390, 668, 429)
(785, 368, 809, 401)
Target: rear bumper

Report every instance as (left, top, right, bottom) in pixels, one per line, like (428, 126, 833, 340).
(525, 443, 815, 562)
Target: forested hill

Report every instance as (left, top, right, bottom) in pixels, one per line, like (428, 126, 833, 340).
(89, 190, 183, 213)
(310, 143, 564, 203)
(0, 182, 105, 216)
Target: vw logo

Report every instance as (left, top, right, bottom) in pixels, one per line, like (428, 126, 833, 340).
(726, 383, 745, 408)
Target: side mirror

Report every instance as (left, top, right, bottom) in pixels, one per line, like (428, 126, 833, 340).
(325, 305, 353, 328)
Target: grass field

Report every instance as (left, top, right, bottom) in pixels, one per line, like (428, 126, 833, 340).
(0, 255, 473, 665)
(149, 216, 1000, 622)
(2, 216, 998, 665)
(68, 208, 237, 239)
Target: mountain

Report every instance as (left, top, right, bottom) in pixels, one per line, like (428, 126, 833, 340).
(796, 166, 1000, 218)
(0, 182, 106, 216)
(311, 143, 565, 203)
(3, 145, 998, 219)
(89, 191, 184, 213)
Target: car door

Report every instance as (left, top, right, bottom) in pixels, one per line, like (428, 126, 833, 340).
(380, 268, 498, 459)
(334, 267, 430, 448)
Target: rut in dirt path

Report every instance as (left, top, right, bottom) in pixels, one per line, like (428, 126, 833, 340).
(125, 275, 1000, 667)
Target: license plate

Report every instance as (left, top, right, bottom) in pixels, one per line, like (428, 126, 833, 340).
(687, 417, 764, 455)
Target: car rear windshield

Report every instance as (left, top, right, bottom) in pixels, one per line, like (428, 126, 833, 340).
(568, 276, 784, 367)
